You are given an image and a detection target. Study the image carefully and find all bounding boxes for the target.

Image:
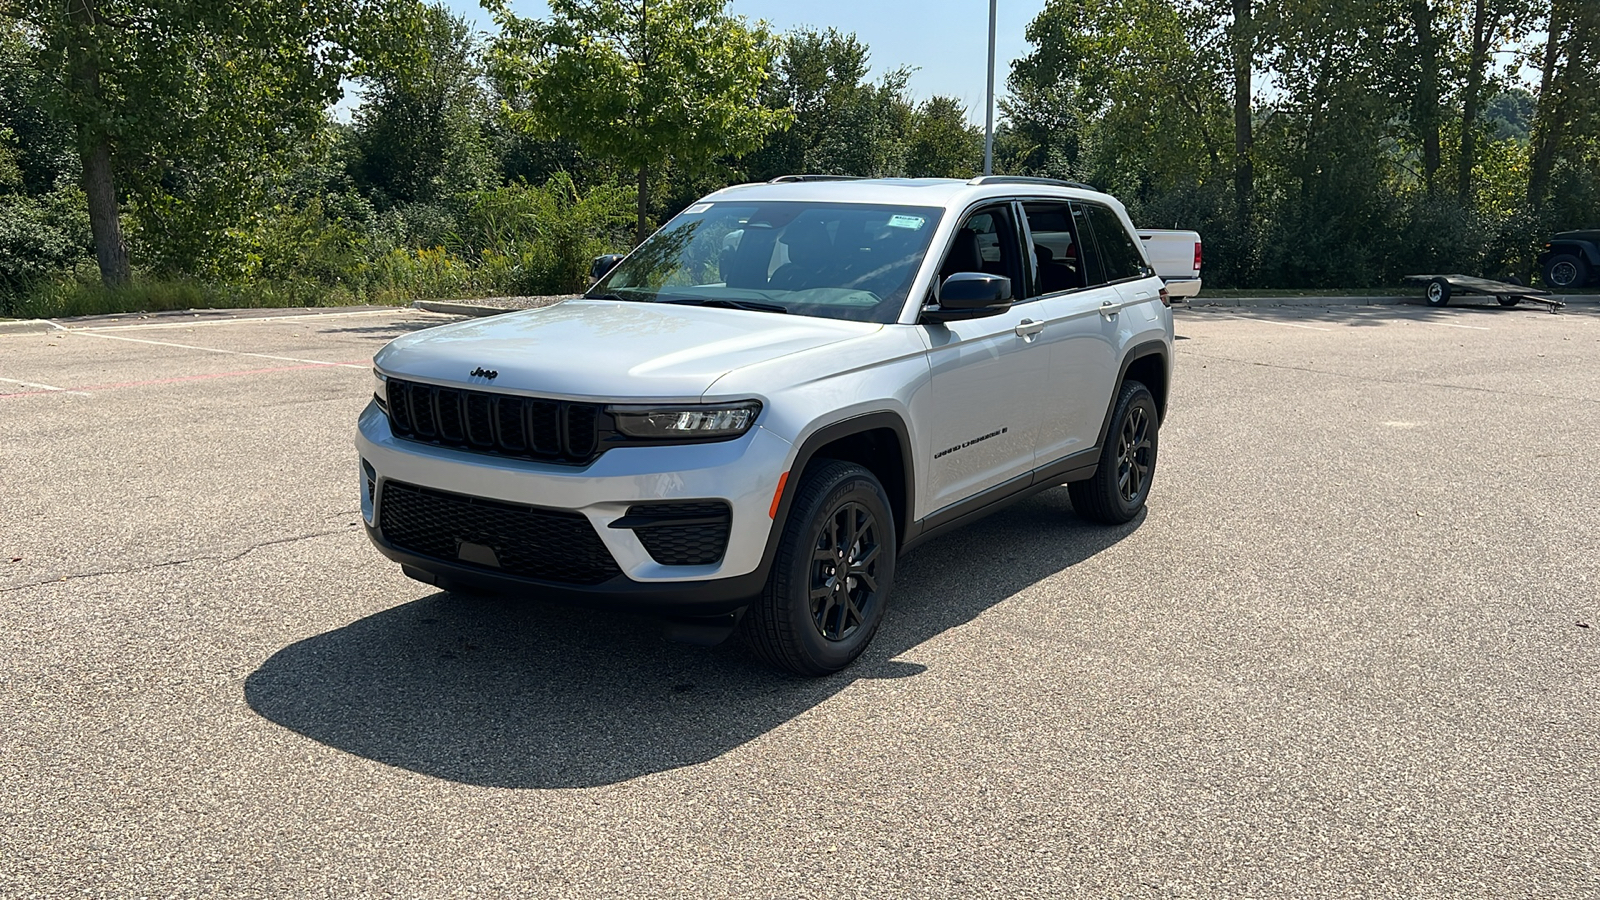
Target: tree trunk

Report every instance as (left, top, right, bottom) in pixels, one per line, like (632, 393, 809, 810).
(1527, 0, 1570, 210)
(635, 161, 651, 245)
(1231, 0, 1254, 235)
(1411, 0, 1442, 193)
(66, 0, 131, 286)
(1458, 0, 1490, 201)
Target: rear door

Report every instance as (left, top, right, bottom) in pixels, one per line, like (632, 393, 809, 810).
(1021, 201, 1122, 467)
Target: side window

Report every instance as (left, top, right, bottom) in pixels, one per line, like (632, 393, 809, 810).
(1022, 202, 1086, 296)
(937, 204, 1024, 296)
(1082, 203, 1153, 282)
(1071, 204, 1108, 286)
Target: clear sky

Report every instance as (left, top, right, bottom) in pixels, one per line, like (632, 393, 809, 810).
(441, 0, 1049, 123)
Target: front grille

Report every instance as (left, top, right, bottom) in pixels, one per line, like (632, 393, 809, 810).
(624, 501, 732, 566)
(379, 481, 622, 585)
(385, 378, 604, 465)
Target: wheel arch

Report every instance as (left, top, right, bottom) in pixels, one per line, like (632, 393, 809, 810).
(1096, 341, 1171, 449)
(771, 412, 916, 554)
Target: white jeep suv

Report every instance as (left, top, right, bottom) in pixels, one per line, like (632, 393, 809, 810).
(358, 175, 1173, 675)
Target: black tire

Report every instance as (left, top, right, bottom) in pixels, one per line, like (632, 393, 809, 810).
(1425, 277, 1451, 307)
(1543, 254, 1588, 290)
(1497, 296, 1521, 307)
(1069, 380, 1159, 525)
(741, 460, 896, 676)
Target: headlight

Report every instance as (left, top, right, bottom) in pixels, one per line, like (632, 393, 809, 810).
(373, 370, 388, 409)
(609, 402, 761, 439)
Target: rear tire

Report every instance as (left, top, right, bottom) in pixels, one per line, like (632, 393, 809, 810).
(741, 461, 896, 676)
(1425, 277, 1451, 307)
(1543, 254, 1588, 290)
(1069, 380, 1159, 525)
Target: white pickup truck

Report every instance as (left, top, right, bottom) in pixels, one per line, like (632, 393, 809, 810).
(1137, 229, 1202, 300)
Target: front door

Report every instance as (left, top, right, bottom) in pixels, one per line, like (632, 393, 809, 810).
(922, 204, 1048, 515)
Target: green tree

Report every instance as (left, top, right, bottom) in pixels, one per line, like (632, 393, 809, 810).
(350, 3, 494, 209)
(485, 0, 789, 243)
(10, 0, 420, 284)
(1527, 0, 1600, 211)
(905, 96, 982, 178)
(741, 28, 916, 181)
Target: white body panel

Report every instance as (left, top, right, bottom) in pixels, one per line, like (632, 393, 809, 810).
(1137, 228, 1203, 298)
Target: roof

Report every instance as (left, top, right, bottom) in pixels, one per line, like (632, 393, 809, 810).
(702, 176, 1113, 210)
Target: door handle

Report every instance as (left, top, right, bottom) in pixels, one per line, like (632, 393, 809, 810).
(1014, 319, 1045, 338)
(1099, 300, 1123, 319)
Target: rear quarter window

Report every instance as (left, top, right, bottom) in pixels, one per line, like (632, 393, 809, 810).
(1081, 203, 1153, 282)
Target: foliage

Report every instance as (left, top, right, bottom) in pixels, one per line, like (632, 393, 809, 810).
(485, 0, 789, 239)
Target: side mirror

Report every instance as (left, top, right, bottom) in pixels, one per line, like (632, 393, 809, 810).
(590, 254, 626, 282)
(923, 272, 1013, 322)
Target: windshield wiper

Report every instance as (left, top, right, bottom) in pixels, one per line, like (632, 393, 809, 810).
(583, 292, 633, 302)
(659, 297, 789, 314)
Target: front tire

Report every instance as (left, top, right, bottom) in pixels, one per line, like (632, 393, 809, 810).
(1543, 254, 1588, 290)
(1069, 380, 1159, 525)
(741, 461, 896, 676)
(1425, 277, 1452, 307)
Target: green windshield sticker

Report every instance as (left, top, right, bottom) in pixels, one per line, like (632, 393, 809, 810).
(887, 215, 925, 229)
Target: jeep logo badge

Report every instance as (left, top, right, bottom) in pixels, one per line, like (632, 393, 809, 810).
(469, 367, 498, 379)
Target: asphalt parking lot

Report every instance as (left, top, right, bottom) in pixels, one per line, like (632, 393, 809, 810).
(3, 301, 1597, 898)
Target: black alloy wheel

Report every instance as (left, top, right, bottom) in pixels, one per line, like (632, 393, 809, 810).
(1115, 404, 1155, 505)
(808, 501, 883, 642)
(1069, 379, 1160, 525)
(742, 460, 896, 676)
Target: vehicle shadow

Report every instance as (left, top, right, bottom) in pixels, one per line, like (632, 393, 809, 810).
(244, 489, 1140, 788)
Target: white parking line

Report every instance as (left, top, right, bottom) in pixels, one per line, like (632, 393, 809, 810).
(1215, 314, 1333, 332)
(0, 376, 90, 397)
(1411, 319, 1491, 331)
(73, 331, 371, 368)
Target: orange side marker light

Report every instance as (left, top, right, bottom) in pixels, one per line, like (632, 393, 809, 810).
(769, 471, 790, 518)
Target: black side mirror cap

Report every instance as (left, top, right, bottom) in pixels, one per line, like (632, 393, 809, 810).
(923, 272, 1013, 322)
(590, 254, 626, 281)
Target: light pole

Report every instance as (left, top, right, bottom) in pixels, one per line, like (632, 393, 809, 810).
(983, 0, 996, 175)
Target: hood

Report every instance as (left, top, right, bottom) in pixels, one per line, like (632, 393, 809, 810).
(375, 299, 881, 401)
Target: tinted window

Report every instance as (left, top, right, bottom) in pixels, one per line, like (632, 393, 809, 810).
(1081, 203, 1153, 282)
(593, 201, 944, 323)
(1071, 205, 1108, 286)
(1023, 202, 1086, 296)
(938, 204, 1025, 296)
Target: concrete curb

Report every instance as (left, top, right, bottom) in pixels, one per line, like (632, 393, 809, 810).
(412, 300, 512, 317)
(0, 319, 63, 335)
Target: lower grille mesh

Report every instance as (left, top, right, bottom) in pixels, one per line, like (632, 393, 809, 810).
(379, 481, 621, 585)
(625, 501, 732, 566)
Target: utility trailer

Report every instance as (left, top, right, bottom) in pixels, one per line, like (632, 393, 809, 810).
(1403, 274, 1566, 312)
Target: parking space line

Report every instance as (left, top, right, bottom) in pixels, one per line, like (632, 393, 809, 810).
(0, 361, 368, 400)
(74, 331, 373, 368)
(0, 376, 90, 397)
(1214, 314, 1333, 332)
(1411, 319, 1491, 331)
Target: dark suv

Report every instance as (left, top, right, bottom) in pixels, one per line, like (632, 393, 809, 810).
(1539, 231, 1600, 289)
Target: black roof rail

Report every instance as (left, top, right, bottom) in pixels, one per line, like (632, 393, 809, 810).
(768, 174, 865, 183)
(967, 175, 1098, 191)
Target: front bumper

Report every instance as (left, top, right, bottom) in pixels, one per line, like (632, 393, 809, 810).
(355, 401, 792, 612)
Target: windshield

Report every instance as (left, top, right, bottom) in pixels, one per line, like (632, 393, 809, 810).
(589, 201, 945, 323)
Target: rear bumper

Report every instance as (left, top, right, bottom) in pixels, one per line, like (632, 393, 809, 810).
(1162, 276, 1202, 299)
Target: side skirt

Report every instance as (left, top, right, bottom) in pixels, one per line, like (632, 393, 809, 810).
(901, 448, 1098, 554)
